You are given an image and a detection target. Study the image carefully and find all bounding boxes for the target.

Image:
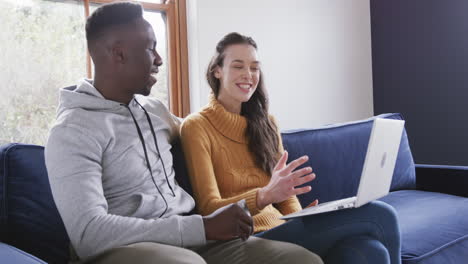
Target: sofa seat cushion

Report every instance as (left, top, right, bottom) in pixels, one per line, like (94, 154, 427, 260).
(0, 243, 46, 264)
(380, 190, 468, 264)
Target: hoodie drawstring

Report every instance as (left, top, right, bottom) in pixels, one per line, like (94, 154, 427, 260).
(123, 100, 175, 218)
(134, 99, 176, 197)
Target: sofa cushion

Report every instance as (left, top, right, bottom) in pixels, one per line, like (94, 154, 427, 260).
(171, 138, 194, 198)
(380, 190, 468, 264)
(0, 144, 69, 263)
(281, 113, 416, 208)
(0, 243, 46, 264)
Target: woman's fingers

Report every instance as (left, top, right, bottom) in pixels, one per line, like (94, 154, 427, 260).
(292, 173, 316, 187)
(289, 166, 313, 179)
(306, 199, 319, 208)
(282, 155, 309, 175)
(273, 151, 288, 172)
(293, 185, 312, 196)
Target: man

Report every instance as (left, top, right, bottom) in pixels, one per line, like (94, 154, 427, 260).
(45, 2, 322, 264)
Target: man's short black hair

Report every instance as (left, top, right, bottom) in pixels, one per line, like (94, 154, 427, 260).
(86, 1, 143, 44)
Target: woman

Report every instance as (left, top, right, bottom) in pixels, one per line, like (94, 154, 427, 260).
(181, 32, 401, 264)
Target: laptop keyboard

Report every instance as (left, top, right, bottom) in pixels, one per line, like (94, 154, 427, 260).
(313, 197, 356, 208)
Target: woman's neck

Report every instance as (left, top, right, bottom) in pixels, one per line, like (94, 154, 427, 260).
(217, 94, 241, 114)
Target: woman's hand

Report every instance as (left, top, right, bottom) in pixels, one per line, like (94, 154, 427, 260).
(257, 151, 316, 210)
(306, 199, 319, 208)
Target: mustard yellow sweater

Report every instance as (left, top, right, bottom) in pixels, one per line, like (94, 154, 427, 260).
(180, 97, 302, 233)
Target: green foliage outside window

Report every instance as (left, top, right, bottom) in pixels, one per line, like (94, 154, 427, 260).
(0, 0, 169, 146)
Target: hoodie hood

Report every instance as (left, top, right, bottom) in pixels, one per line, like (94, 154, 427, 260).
(57, 79, 130, 118)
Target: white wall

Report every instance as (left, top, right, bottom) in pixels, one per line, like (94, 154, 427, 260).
(187, 0, 373, 129)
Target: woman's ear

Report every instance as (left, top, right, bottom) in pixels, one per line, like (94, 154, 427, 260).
(214, 66, 222, 79)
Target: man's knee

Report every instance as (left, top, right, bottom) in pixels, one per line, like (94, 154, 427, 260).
(247, 237, 323, 264)
(90, 242, 206, 264)
(275, 242, 324, 264)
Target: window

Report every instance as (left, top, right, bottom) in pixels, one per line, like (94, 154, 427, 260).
(0, 0, 87, 145)
(144, 11, 169, 106)
(0, 0, 189, 146)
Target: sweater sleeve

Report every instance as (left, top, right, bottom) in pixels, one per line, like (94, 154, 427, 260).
(275, 196, 303, 215)
(270, 115, 303, 215)
(45, 125, 205, 260)
(180, 118, 264, 216)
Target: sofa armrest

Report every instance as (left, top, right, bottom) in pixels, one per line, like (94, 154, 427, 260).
(416, 164, 468, 197)
(0, 243, 46, 264)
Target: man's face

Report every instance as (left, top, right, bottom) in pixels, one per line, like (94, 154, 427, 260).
(124, 18, 162, 96)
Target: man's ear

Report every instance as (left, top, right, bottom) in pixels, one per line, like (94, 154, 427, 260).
(110, 41, 126, 64)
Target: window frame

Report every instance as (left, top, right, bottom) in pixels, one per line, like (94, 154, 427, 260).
(84, 0, 190, 117)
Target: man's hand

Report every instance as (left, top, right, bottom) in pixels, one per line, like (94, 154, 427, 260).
(202, 203, 253, 241)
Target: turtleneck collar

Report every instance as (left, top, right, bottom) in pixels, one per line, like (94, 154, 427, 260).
(201, 95, 248, 144)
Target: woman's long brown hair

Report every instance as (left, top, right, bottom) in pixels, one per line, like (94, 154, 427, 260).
(206, 32, 280, 175)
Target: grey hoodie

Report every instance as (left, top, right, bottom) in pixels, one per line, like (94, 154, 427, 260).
(45, 79, 205, 259)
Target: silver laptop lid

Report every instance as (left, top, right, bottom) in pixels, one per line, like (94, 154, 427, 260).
(355, 118, 405, 207)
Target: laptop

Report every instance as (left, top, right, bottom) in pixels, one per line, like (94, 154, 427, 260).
(280, 118, 405, 220)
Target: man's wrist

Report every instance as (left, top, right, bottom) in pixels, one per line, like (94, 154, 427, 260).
(202, 216, 211, 240)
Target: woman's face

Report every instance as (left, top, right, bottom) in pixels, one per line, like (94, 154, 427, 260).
(215, 44, 260, 110)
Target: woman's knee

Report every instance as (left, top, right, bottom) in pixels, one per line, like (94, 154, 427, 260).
(325, 237, 390, 264)
(360, 201, 400, 235)
(363, 201, 401, 243)
(366, 201, 399, 223)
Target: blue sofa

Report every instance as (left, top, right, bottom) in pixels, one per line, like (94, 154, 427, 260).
(1, 113, 467, 263)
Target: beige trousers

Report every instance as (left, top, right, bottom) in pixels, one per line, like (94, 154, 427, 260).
(74, 237, 323, 264)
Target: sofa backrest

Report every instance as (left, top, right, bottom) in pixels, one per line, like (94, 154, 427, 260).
(0, 113, 415, 262)
(281, 113, 416, 208)
(0, 143, 69, 263)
